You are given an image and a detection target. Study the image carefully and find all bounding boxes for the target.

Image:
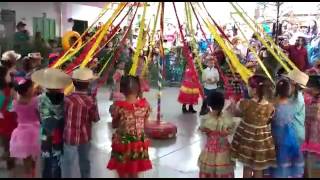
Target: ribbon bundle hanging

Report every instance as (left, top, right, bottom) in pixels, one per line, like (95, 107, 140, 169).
(172, 2, 204, 98)
(80, 2, 127, 69)
(96, 5, 139, 90)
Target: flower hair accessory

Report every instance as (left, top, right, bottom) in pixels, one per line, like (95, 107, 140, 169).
(14, 77, 27, 85)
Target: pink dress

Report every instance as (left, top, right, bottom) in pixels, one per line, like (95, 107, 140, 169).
(10, 97, 40, 159)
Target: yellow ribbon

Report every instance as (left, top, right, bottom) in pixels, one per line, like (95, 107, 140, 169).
(52, 3, 111, 68)
(185, 2, 203, 72)
(230, 2, 296, 72)
(129, 2, 148, 76)
(204, 19, 253, 84)
(231, 15, 275, 84)
(80, 2, 127, 69)
(141, 2, 161, 77)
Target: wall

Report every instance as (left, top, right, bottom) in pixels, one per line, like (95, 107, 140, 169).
(0, 2, 61, 37)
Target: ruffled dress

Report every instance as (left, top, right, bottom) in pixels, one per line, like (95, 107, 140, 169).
(178, 67, 200, 105)
(107, 98, 152, 174)
(198, 113, 235, 178)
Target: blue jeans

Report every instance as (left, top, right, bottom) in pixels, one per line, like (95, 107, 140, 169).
(62, 143, 91, 178)
(201, 88, 217, 110)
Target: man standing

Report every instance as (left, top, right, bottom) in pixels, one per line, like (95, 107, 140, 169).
(200, 56, 220, 115)
(281, 36, 309, 71)
(13, 21, 31, 57)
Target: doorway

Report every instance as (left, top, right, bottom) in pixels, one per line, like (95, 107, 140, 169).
(72, 19, 88, 35)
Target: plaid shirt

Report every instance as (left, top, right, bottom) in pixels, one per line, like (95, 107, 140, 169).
(64, 91, 100, 145)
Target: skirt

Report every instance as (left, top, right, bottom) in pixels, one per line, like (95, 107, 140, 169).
(198, 150, 234, 178)
(10, 123, 41, 159)
(178, 81, 200, 105)
(107, 133, 152, 174)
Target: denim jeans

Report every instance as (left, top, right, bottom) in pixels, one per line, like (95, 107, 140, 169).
(201, 88, 217, 110)
(62, 143, 91, 178)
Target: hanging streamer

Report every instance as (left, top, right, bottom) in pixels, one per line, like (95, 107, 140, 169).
(231, 16, 274, 84)
(129, 2, 148, 76)
(96, 6, 139, 90)
(229, 2, 294, 72)
(203, 18, 253, 84)
(173, 2, 204, 98)
(80, 2, 127, 68)
(51, 3, 111, 68)
(189, 2, 227, 85)
(141, 2, 161, 77)
(185, 2, 203, 72)
(233, 2, 297, 70)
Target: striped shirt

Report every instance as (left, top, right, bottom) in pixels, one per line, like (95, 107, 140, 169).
(64, 91, 100, 145)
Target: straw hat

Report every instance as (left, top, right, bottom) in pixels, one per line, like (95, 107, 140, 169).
(1, 50, 21, 61)
(71, 68, 98, 81)
(31, 68, 72, 89)
(285, 68, 309, 88)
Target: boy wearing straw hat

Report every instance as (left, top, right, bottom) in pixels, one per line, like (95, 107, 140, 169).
(62, 68, 99, 178)
(31, 68, 72, 178)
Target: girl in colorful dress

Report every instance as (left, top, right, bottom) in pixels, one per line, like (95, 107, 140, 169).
(198, 91, 235, 178)
(111, 61, 125, 101)
(31, 68, 72, 178)
(268, 78, 304, 178)
(231, 75, 276, 178)
(10, 78, 40, 178)
(301, 75, 320, 177)
(107, 75, 152, 178)
(178, 64, 200, 114)
(0, 66, 17, 175)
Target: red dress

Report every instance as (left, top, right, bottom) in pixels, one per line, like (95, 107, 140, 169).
(0, 87, 17, 139)
(107, 98, 152, 174)
(178, 67, 200, 105)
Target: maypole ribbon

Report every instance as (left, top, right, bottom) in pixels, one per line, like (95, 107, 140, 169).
(142, 2, 161, 77)
(173, 2, 204, 98)
(80, 2, 127, 68)
(189, 2, 227, 85)
(96, 5, 139, 90)
(51, 3, 111, 68)
(129, 2, 148, 76)
(203, 17, 253, 84)
(231, 15, 274, 84)
(185, 2, 203, 72)
(234, 2, 297, 70)
(229, 2, 294, 72)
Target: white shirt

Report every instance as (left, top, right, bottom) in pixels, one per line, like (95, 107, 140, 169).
(202, 67, 219, 90)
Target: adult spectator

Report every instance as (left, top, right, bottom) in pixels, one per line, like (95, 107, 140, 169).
(281, 36, 309, 71)
(13, 21, 31, 56)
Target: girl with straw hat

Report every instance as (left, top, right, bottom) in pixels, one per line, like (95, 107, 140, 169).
(31, 68, 72, 178)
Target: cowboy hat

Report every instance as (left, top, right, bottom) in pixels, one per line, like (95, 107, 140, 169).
(31, 68, 72, 89)
(285, 68, 309, 88)
(71, 68, 98, 81)
(1, 50, 21, 61)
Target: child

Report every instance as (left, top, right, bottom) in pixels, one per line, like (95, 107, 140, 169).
(231, 75, 276, 178)
(10, 78, 40, 178)
(198, 91, 235, 178)
(178, 64, 201, 114)
(0, 66, 17, 174)
(62, 68, 100, 178)
(107, 75, 152, 178)
(268, 78, 304, 178)
(111, 61, 125, 102)
(31, 68, 72, 178)
(301, 75, 320, 177)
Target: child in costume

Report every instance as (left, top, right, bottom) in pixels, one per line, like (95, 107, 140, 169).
(0, 66, 17, 175)
(31, 68, 72, 178)
(10, 78, 40, 178)
(107, 75, 152, 178)
(301, 75, 320, 177)
(230, 75, 276, 178)
(268, 78, 304, 178)
(198, 91, 235, 178)
(178, 63, 200, 114)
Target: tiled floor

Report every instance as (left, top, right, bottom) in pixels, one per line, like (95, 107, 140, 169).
(0, 87, 243, 178)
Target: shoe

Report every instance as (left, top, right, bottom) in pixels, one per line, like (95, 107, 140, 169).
(182, 105, 188, 114)
(188, 105, 197, 113)
(199, 108, 208, 116)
